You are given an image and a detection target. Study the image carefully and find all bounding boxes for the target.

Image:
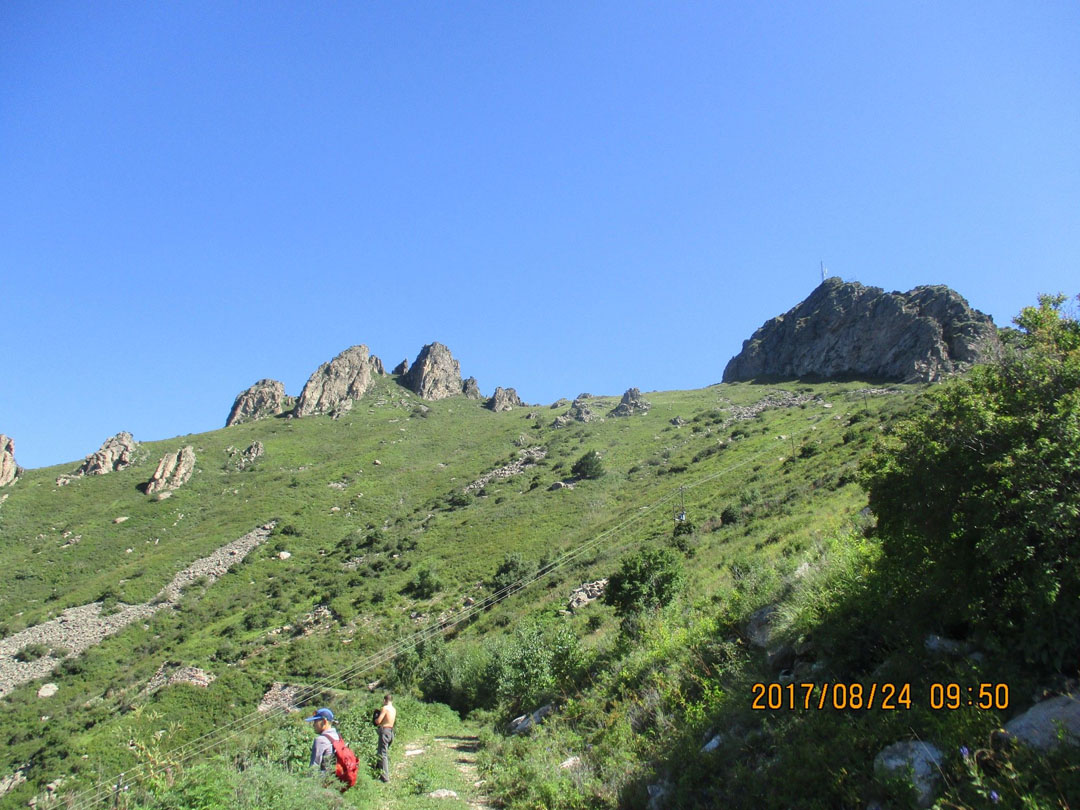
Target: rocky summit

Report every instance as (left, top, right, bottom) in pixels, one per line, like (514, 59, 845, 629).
(487, 386, 525, 412)
(146, 446, 196, 495)
(611, 387, 650, 417)
(402, 342, 463, 401)
(294, 345, 385, 417)
(462, 376, 483, 400)
(226, 379, 292, 426)
(0, 435, 17, 488)
(723, 277, 998, 383)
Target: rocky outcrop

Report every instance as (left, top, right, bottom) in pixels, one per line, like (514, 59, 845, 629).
(552, 397, 599, 428)
(295, 345, 385, 417)
(403, 343, 462, 400)
(226, 379, 291, 426)
(392, 359, 409, 376)
(226, 441, 264, 471)
(146, 446, 195, 494)
(568, 579, 608, 611)
(145, 663, 215, 693)
(611, 387, 650, 417)
(1004, 693, 1080, 750)
(76, 432, 138, 476)
(0, 435, 17, 488)
(464, 447, 547, 494)
(723, 278, 998, 383)
(462, 376, 483, 400)
(488, 387, 525, 412)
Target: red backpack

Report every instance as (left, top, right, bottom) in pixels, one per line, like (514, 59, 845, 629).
(322, 732, 359, 789)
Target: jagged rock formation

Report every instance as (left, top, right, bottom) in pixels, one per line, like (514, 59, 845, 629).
(392, 358, 409, 376)
(75, 432, 138, 477)
(0, 435, 17, 488)
(464, 447, 547, 494)
(487, 387, 525, 412)
(226, 379, 291, 426)
(552, 396, 598, 428)
(568, 579, 608, 611)
(611, 387, 650, 417)
(295, 345, 385, 417)
(462, 376, 483, 400)
(723, 278, 998, 383)
(402, 342, 462, 400)
(226, 441, 264, 471)
(145, 663, 215, 693)
(146, 446, 195, 494)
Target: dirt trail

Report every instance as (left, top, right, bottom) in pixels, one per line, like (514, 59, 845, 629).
(433, 735, 496, 810)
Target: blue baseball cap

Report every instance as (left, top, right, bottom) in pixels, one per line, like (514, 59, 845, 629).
(303, 708, 334, 722)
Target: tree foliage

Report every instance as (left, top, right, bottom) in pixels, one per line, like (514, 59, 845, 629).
(604, 547, 684, 617)
(860, 294, 1080, 668)
(571, 450, 604, 480)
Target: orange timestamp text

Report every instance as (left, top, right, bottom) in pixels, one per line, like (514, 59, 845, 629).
(751, 682, 1010, 711)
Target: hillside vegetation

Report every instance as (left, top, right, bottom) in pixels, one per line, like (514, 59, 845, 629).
(0, 297, 1077, 809)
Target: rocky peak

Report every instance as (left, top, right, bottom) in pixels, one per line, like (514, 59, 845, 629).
(0, 435, 18, 488)
(402, 342, 462, 401)
(146, 446, 196, 495)
(723, 278, 998, 383)
(76, 432, 138, 476)
(488, 387, 525, 412)
(226, 379, 292, 426)
(295, 345, 385, 417)
(392, 359, 409, 376)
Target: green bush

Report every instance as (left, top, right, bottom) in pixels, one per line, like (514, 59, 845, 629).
(14, 643, 49, 662)
(571, 450, 604, 480)
(861, 294, 1080, 668)
(604, 548, 684, 617)
(489, 552, 535, 595)
(404, 566, 442, 599)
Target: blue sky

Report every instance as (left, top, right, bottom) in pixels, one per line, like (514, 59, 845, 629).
(2, 2, 1077, 469)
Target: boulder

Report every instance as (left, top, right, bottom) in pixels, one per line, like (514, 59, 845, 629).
(568, 579, 608, 611)
(403, 343, 462, 400)
(1004, 693, 1080, 750)
(612, 387, 650, 417)
(0, 435, 17, 487)
(510, 703, 554, 735)
(146, 446, 195, 495)
(873, 740, 943, 808)
(226, 441, 264, 471)
(744, 604, 780, 648)
(552, 397, 598, 428)
(37, 683, 58, 699)
(462, 376, 483, 399)
(427, 789, 458, 799)
(77, 432, 137, 476)
(723, 278, 998, 383)
(295, 345, 385, 417)
(488, 387, 525, 412)
(225, 379, 291, 426)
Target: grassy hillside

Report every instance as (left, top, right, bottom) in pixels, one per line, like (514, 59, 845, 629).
(0, 368, 1074, 809)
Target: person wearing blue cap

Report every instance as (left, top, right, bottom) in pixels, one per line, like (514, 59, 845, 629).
(303, 707, 341, 773)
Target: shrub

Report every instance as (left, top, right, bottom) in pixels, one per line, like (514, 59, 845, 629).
(489, 552, 535, 595)
(861, 294, 1080, 668)
(604, 548, 684, 617)
(405, 566, 442, 599)
(14, 643, 49, 662)
(571, 450, 604, 480)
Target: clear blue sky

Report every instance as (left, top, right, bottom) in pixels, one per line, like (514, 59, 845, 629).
(2, 2, 1077, 469)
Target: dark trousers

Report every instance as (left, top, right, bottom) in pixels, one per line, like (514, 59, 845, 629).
(377, 727, 394, 780)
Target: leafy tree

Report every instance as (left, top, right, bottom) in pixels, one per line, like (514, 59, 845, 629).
(604, 547, 684, 617)
(571, 449, 605, 479)
(405, 566, 443, 599)
(489, 552, 535, 595)
(860, 294, 1080, 668)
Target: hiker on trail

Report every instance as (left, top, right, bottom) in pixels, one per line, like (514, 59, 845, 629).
(374, 693, 396, 782)
(304, 707, 341, 773)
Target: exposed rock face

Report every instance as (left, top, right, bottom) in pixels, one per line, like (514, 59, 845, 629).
(295, 345, 385, 417)
(226, 379, 291, 426)
(552, 397, 598, 428)
(392, 359, 409, 376)
(1004, 693, 1080, 750)
(76, 432, 137, 476)
(226, 441, 264, 471)
(0, 435, 17, 487)
(873, 741, 944, 807)
(145, 663, 215, 693)
(462, 376, 483, 400)
(488, 386, 525, 412)
(723, 278, 998, 383)
(568, 579, 608, 611)
(611, 387, 650, 417)
(402, 342, 462, 400)
(146, 446, 195, 494)
(464, 447, 547, 494)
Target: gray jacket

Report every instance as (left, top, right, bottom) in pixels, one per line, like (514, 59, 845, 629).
(310, 727, 340, 771)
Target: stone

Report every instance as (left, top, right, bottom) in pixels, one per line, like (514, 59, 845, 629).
(510, 703, 554, 735)
(1004, 693, 1080, 750)
(278, 551, 291, 560)
(701, 734, 724, 753)
(568, 579, 608, 611)
(559, 756, 582, 770)
(226, 379, 291, 426)
(145, 664, 215, 693)
(488, 386, 525, 412)
(552, 397, 598, 428)
(427, 789, 458, 799)
(113, 516, 130, 524)
(77, 432, 137, 476)
(295, 345, 385, 417)
(723, 278, 999, 383)
(766, 644, 796, 672)
(392, 358, 409, 376)
(549, 481, 574, 491)
(226, 441, 264, 471)
(462, 376, 483, 399)
(402, 342, 462, 400)
(873, 740, 943, 808)
(0, 435, 18, 487)
(550, 398, 570, 409)
(924, 634, 971, 656)
(612, 387, 650, 417)
(146, 446, 195, 494)
(744, 604, 780, 648)
(670, 417, 687, 427)
(37, 683, 58, 698)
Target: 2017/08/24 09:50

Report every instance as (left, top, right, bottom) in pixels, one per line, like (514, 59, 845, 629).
(750, 682, 1010, 711)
